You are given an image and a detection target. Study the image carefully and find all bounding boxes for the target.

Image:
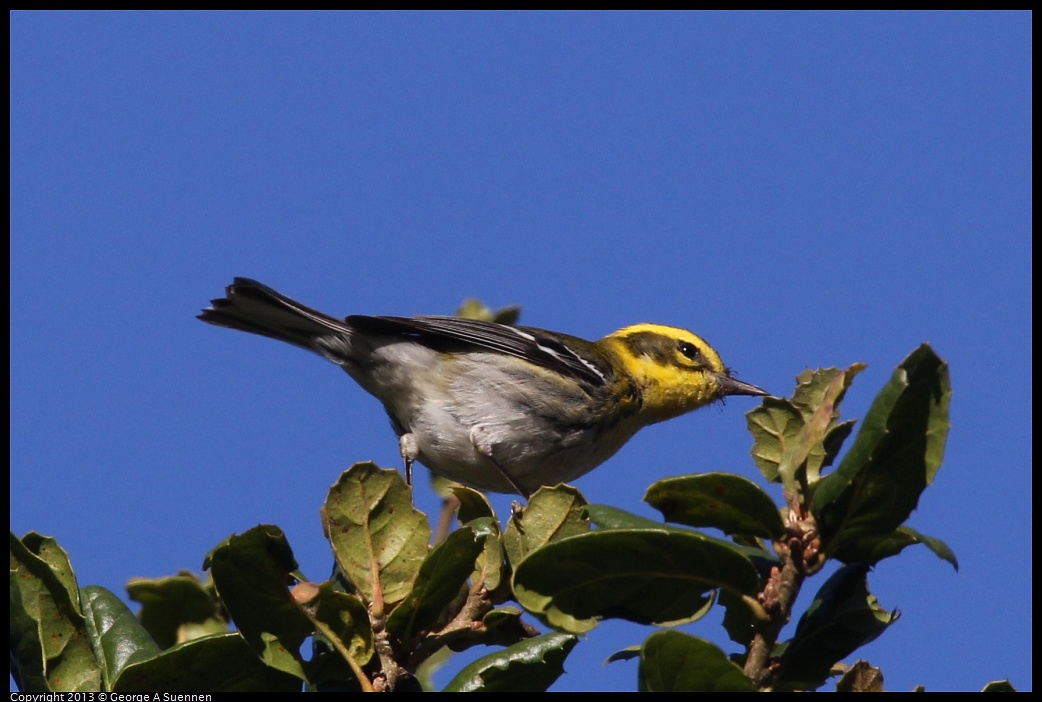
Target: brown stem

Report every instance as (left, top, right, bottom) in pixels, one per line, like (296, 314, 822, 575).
(742, 490, 814, 689)
(432, 493, 462, 545)
(407, 584, 496, 668)
(301, 607, 375, 692)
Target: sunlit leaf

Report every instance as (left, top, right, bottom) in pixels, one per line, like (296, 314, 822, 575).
(503, 485, 589, 568)
(81, 586, 161, 689)
(10, 531, 102, 692)
(746, 397, 803, 483)
(323, 462, 431, 607)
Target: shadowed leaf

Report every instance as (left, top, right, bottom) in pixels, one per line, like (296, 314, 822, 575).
(639, 631, 755, 691)
(203, 525, 311, 680)
(442, 632, 576, 692)
(775, 564, 896, 690)
(835, 660, 885, 692)
(385, 526, 485, 641)
(126, 572, 227, 649)
(113, 632, 301, 692)
(811, 345, 950, 563)
(306, 581, 374, 675)
(844, 526, 958, 571)
(513, 528, 758, 633)
(645, 473, 784, 540)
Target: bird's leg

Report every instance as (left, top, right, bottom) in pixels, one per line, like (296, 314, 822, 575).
(399, 433, 420, 486)
(469, 426, 531, 499)
(491, 455, 531, 500)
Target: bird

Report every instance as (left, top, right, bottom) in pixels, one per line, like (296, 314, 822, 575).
(199, 278, 766, 497)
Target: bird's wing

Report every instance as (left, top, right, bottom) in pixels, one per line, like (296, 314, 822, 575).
(346, 314, 610, 386)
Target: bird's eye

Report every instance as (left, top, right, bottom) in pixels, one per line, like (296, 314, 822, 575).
(678, 341, 701, 361)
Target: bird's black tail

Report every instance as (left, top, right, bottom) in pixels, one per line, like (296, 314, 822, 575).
(198, 277, 354, 354)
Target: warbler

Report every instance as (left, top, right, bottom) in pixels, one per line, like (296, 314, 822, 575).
(199, 278, 766, 497)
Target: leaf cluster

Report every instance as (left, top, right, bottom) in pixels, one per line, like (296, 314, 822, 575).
(12, 343, 1011, 691)
(10, 467, 582, 692)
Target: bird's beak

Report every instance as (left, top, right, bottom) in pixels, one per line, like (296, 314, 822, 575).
(717, 374, 768, 398)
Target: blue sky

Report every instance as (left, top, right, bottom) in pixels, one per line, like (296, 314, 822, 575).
(10, 12, 1031, 692)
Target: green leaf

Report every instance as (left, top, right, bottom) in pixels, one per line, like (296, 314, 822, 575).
(775, 564, 896, 690)
(467, 515, 506, 592)
(456, 298, 521, 326)
(444, 606, 532, 654)
(126, 572, 227, 649)
(10, 531, 102, 692)
(588, 504, 779, 573)
(719, 587, 756, 647)
(512, 529, 759, 633)
(456, 298, 497, 320)
(203, 525, 311, 681)
(112, 632, 301, 692)
(802, 368, 864, 485)
(819, 420, 857, 475)
(981, 680, 1017, 692)
(638, 630, 755, 692)
(835, 660, 885, 692)
(323, 462, 431, 607)
(80, 586, 161, 690)
(10, 568, 48, 692)
(442, 632, 577, 692)
(306, 582, 374, 673)
(782, 367, 863, 491)
(844, 526, 959, 571)
(605, 646, 641, 664)
(477, 607, 530, 643)
(587, 503, 674, 531)
(791, 366, 863, 422)
(20, 532, 80, 601)
(491, 307, 521, 325)
(746, 397, 804, 483)
(453, 487, 505, 591)
(385, 526, 486, 641)
(503, 485, 590, 568)
(645, 473, 785, 540)
(452, 485, 497, 523)
(748, 367, 864, 491)
(811, 345, 951, 563)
